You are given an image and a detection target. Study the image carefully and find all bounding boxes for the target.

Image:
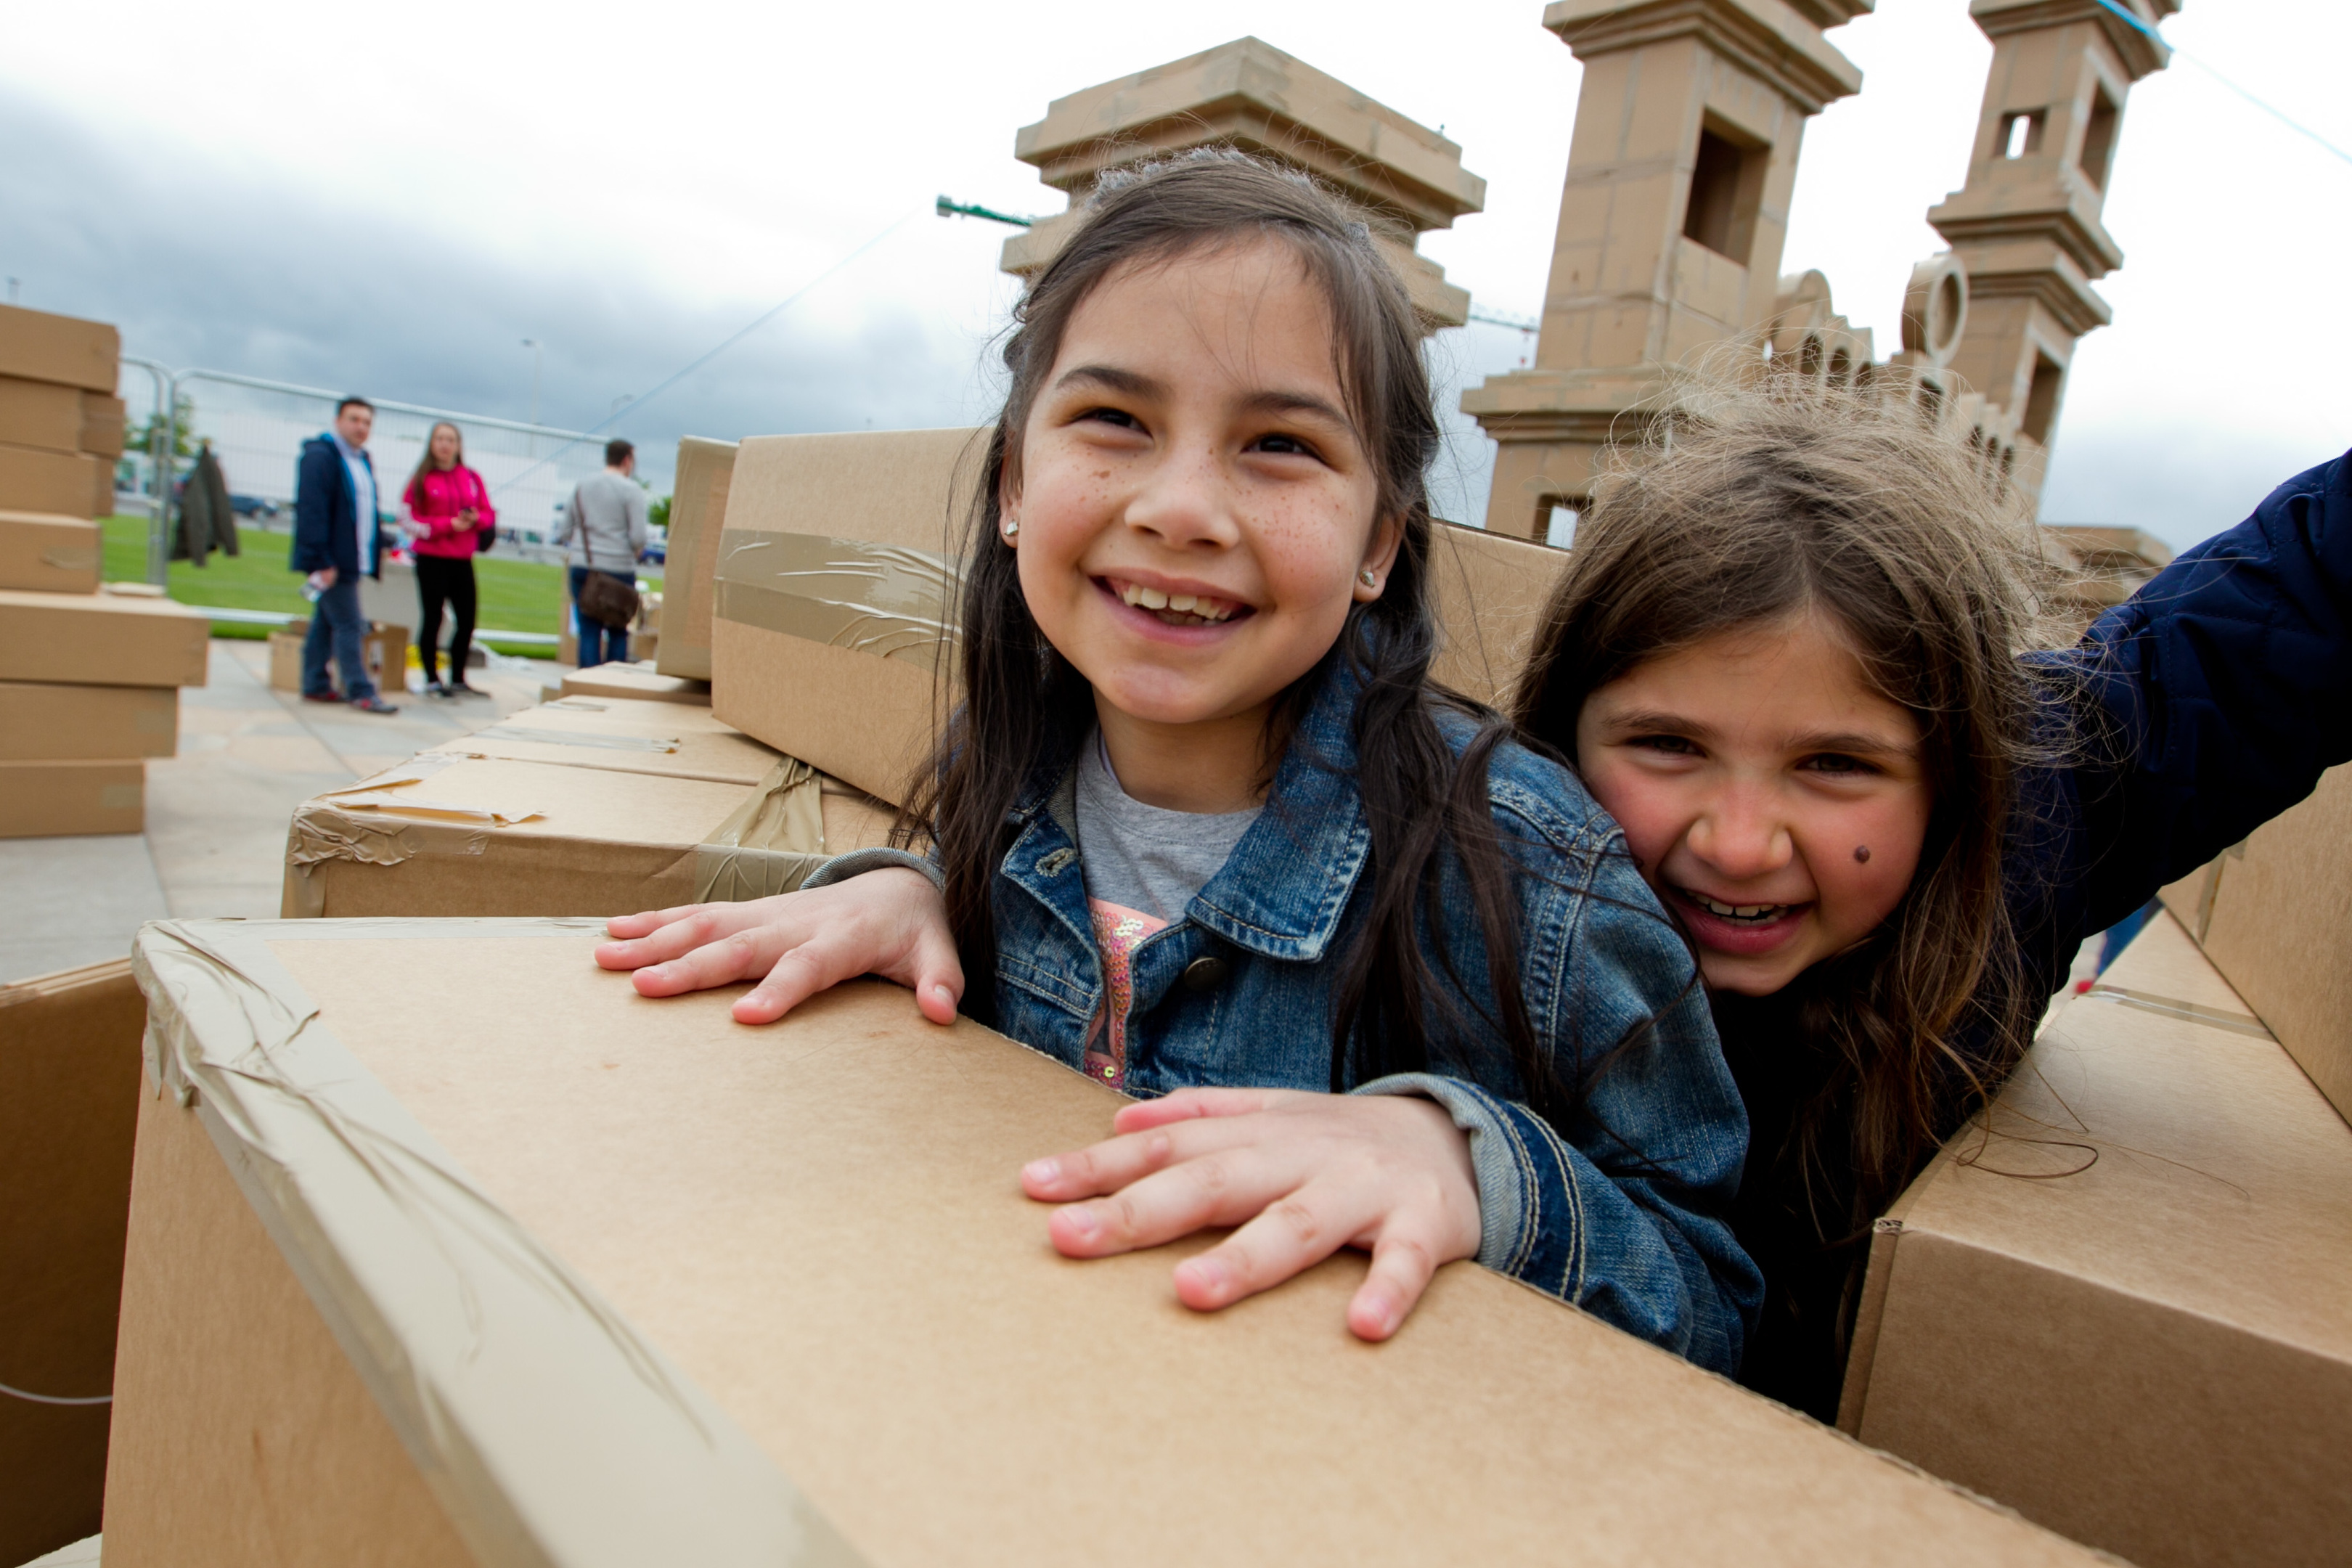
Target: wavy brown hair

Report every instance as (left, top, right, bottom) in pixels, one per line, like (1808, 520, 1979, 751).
(1511, 375, 2070, 1230)
(899, 152, 1614, 1117)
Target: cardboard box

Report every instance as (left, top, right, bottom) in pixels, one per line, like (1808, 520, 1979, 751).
(267, 618, 408, 695)
(653, 437, 737, 682)
(0, 587, 208, 688)
(0, 377, 86, 454)
(2160, 763, 2352, 1124)
(558, 623, 577, 668)
(0, 443, 105, 519)
(1427, 520, 1570, 709)
(0, 759, 144, 836)
(78, 392, 126, 460)
(712, 428, 984, 807)
(282, 749, 897, 918)
(0, 959, 145, 1567)
(88, 455, 113, 519)
(560, 658, 711, 706)
(0, 681, 176, 761)
(108, 917, 2106, 1568)
(0, 304, 119, 395)
(1839, 910, 2352, 1568)
(434, 695, 786, 785)
(0, 511, 102, 594)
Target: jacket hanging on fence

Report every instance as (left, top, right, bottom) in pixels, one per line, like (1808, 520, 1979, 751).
(172, 444, 242, 565)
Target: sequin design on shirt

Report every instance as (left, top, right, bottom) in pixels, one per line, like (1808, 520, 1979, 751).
(1083, 898, 1167, 1090)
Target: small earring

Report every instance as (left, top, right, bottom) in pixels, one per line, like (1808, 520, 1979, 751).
(1359, 567, 1378, 589)
(1002, 516, 1019, 540)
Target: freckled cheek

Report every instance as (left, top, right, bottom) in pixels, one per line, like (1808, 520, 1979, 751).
(1809, 797, 1930, 936)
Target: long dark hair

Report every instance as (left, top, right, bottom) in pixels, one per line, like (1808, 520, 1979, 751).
(404, 421, 467, 515)
(902, 152, 1579, 1116)
(1511, 375, 2067, 1231)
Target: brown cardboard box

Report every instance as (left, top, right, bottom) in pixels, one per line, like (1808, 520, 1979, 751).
(267, 618, 407, 695)
(0, 304, 119, 395)
(0, 587, 206, 688)
(2159, 763, 2352, 1124)
(1839, 910, 2352, 1568)
(0, 444, 105, 519)
(282, 750, 897, 918)
(109, 917, 2106, 1568)
(1427, 520, 1570, 709)
(78, 392, 126, 460)
(431, 695, 784, 785)
(88, 455, 113, 519)
(712, 427, 984, 806)
(0, 759, 144, 836)
(558, 622, 577, 668)
(0, 377, 86, 454)
(559, 658, 711, 706)
(0, 511, 102, 594)
(0, 682, 176, 761)
(653, 436, 737, 682)
(0, 959, 145, 1567)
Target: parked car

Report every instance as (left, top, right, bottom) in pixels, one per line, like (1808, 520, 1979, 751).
(230, 494, 281, 520)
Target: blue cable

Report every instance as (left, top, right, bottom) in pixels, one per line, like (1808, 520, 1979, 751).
(491, 203, 928, 497)
(2093, 0, 2352, 169)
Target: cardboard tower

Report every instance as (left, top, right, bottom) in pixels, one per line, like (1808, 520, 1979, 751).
(997, 37, 1487, 331)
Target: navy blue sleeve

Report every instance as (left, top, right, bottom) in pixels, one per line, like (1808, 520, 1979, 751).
(2022, 450, 2352, 966)
(291, 441, 335, 573)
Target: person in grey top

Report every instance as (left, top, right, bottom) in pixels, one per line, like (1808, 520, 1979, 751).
(557, 438, 652, 667)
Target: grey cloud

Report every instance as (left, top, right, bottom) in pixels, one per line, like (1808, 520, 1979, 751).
(0, 95, 989, 496)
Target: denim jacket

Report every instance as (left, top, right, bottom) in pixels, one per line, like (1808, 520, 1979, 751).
(814, 659, 1763, 1372)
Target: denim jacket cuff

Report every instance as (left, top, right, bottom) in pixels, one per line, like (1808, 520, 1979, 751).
(800, 847, 944, 893)
(1352, 1072, 1551, 1279)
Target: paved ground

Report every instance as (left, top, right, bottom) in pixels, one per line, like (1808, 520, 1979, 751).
(0, 641, 560, 984)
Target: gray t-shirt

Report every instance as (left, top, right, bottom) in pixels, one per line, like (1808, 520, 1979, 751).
(1073, 731, 1261, 921)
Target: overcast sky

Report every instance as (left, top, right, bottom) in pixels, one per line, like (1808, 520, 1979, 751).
(3, 0, 2344, 550)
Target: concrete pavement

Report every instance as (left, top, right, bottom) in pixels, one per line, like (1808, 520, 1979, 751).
(0, 640, 560, 984)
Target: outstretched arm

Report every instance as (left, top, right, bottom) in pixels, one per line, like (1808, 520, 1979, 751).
(2051, 449, 2352, 937)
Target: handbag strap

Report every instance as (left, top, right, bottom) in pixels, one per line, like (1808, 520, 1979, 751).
(573, 482, 595, 569)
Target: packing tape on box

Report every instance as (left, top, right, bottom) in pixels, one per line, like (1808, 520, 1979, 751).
(132, 918, 864, 1568)
(712, 532, 960, 673)
(42, 547, 101, 571)
(283, 756, 532, 918)
(689, 757, 829, 902)
(469, 724, 682, 754)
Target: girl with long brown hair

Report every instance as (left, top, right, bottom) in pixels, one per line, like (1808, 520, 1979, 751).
(1511, 378, 2352, 1418)
(595, 153, 1763, 1365)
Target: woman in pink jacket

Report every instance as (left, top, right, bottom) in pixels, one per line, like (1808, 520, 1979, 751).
(402, 421, 496, 697)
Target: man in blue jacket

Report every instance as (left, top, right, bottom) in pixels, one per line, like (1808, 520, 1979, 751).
(291, 396, 399, 713)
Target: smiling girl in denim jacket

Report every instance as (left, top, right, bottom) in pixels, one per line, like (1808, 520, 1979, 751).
(596, 154, 1762, 1370)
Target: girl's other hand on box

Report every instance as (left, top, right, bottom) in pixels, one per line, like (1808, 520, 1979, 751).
(595, 868, 963, 1026)
(1021, 1088, 1480, 1342)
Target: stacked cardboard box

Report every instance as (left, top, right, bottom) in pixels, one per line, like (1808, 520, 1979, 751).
(0, 306, 205, 833)
(266, 616, 409, 696)
(107, 913, 2110, 1567)
(0, 959, 146, 1568)
(0, 303, 123, 522)
(1839, 902, 2352, 1567)
(653, 436, 738, 681)
(280, 694, 897, 918)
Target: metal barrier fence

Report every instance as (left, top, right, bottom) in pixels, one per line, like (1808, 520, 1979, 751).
(118, 362, 618, 583)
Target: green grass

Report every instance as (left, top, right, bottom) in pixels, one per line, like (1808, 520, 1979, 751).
(99, 516, 661, 655)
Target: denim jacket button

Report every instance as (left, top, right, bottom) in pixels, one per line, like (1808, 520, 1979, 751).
(1181, 955, 1228, 993)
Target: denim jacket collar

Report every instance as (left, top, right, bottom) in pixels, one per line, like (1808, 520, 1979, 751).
(1004, 653, 1373, 963)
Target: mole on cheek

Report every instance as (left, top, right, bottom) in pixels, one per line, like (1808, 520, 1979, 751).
(1853, 845, 1871, 864)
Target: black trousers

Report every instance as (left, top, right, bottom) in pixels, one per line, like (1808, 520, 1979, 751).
(415, 554, 478, 685)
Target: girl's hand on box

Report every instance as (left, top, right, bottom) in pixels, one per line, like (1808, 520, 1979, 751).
(1021, 1088, 1480, 1342)
(595, 868, 963, 1025)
